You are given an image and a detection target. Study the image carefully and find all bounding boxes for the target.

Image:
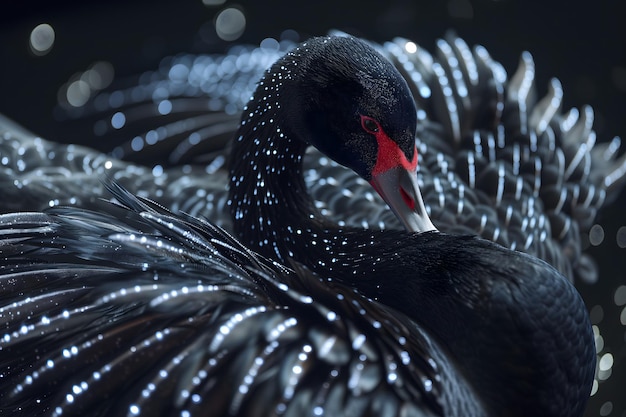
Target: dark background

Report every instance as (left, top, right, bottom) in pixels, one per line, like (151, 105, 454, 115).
(1, 1, 624, 415)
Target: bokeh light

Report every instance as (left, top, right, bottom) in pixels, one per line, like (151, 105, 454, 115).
(83, 61, 114, 90)
(58, 61, 114, 109)
(615, 285, 626, 306)
(616, 282, 626, 325)
(597, 352, 614, 381)
(616, 226, 626, 248)
(599, 401, 613, 416)
(590, 305, 604, 324)
(111, 112, 126, 129)
(29, 23, 55, 56)
(215, 7, 246, 41)
(66, 80, 90, 107)
(589, 224, 605, 246)
(599, 352, 614, 372)
(404, 41, 417, 54)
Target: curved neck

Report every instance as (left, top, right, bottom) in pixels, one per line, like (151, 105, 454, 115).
(228, 91, 328, 262)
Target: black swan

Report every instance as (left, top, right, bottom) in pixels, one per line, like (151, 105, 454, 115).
(2, 34, 625, 284)
(0, 35, 597, 416)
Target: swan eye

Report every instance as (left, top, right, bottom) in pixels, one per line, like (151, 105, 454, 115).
(361, 116, 380, 134)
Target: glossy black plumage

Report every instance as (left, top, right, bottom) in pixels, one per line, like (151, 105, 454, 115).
(0, 181, 594, 416)
(226, 36, 595, 417)
(2, 34, 624, 283)
(1, 184, 462, 417)
(0, 34, 609, 416)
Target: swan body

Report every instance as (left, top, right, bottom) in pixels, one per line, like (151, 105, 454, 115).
(2, 34, 624, 284)
(227, 35, 595, 416)
(0, 186, 454, 416)
(0, 184, 594, 416)
(0, 35, 599, 416)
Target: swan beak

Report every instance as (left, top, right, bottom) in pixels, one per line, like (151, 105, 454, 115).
(370, 167, 438, 233)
